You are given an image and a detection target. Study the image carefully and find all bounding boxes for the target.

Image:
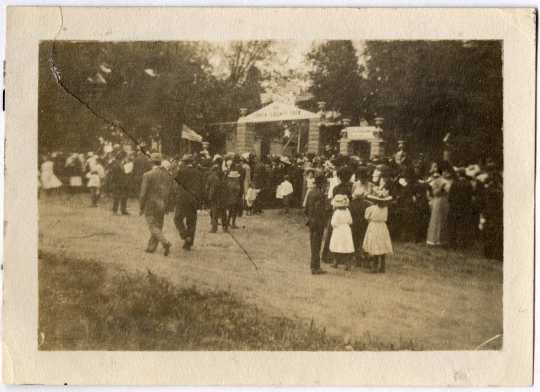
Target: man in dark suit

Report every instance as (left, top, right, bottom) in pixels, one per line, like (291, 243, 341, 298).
(109, 151, 130, 215)
(206, 156, 229, 233)
(448, 168, 474, 249)
(305, 174, 328, 275)
(174, 154, 203, 250)
(139, 153, 174, 256)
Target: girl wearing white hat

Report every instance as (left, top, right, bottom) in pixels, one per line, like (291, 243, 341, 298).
(329, 194, 355, 270)
(363, 190, 393, 273)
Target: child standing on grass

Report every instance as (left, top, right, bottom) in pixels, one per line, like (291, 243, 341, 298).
(244, 187, 260, 216)
(363, 191, 393, 273)
(329, 194, 355, 271)
(86, 159, 105, 207)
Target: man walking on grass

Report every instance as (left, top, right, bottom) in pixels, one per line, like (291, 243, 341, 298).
(139, 152, 173, 256)
(174, 154, 204, 250)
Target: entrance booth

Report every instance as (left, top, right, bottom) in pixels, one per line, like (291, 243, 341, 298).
(234, 102, 321, 156)
(339, 126, 385, 160)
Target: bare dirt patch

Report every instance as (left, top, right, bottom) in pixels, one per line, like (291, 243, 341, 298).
(39, 194, 502, 350)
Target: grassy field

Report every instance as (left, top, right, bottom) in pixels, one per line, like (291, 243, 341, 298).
(39, 251, 418, 350)
(39, 194, 503, 350)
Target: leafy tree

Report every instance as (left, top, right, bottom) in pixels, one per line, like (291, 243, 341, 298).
(38, 41, 267, 155)
(306, 41, 365, 120)
(363, 40, 502, 164)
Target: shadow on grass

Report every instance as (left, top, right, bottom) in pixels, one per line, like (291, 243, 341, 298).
(38, 250, 420, 351)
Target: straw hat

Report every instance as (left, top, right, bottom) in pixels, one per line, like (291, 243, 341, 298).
(465, 164, 481, 178)
(331, 194, 350, 208)
(150, 152, 162, 162)
(368, 187, 393, 202)
(280, 156, 291, 165)
(161, 160, 171, 170)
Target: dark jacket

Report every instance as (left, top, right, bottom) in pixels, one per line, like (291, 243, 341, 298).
(109, 159, 130, 195)
(448, 177, 473, 216)
(332, 182, 353, 199)
(206, 167, 228, 208)
(140, 166, 174, 216)
(305, 187, 328, 229)
(133, 153, 153, 181)
(252, 162, 268, 189)
(175, 164, 204, 210)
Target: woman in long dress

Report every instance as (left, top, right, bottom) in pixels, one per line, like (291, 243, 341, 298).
(350, 167, 372, 266)
(40, 155, 63, 195)
(426, 169, 450, 246)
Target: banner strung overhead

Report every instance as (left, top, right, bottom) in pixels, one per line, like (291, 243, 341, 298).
(181, 124, 203, 143)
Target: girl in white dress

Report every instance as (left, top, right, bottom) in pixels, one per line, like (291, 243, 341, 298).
(329, 194, 355, 270)
(363, 192, 393, 273)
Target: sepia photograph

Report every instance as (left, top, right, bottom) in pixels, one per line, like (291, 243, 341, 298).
(4, 7, 534, 386)
(37, 38, 503, 351)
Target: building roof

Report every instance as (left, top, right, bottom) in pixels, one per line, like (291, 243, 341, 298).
(238, 101, 319, 124)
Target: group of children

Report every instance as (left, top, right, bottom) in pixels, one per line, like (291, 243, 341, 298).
(305, 168, 394, 275)
(329, 189, 393, 273)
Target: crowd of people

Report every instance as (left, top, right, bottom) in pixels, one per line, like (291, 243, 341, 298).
(39, 140, 503, 274)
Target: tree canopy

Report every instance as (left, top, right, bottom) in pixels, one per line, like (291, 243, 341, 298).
(362, 40, 502, 163)
(39, 41, 266, 154)
(39, 39, 502, 163)
(306, 41, 365, 120)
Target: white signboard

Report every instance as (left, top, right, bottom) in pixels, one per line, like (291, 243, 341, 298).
(345, 126, 382, 141)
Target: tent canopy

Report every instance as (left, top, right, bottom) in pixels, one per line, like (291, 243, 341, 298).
(181, 124, 203, 143)
(238, 101, 318, 124)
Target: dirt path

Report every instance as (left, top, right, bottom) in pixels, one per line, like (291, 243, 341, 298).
(39, 194, 502, 350)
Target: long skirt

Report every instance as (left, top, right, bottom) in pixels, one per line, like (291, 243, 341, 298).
(426, 196, 449, 245)
(363, 221, 393, 255)
(330, 225, 355, 254)
(41, 173, 62, 189)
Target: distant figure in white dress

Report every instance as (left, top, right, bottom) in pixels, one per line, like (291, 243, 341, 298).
(329, 194, 355, 271)
(40, 155, 62, 195)
(363, 192, 393, 273)
(276, 175, 294, 214)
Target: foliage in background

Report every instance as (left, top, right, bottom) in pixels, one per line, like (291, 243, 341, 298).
(362, 40, 503, 163)
(306, 40, 366, 121)
(39, 40, 502, 163)
(39, 41, 267, 154)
